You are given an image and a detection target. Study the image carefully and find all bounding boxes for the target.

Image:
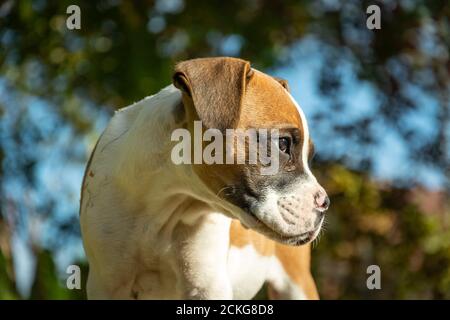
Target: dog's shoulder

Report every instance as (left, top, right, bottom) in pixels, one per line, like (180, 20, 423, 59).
(80, 85, 182, 215)
(87, 84, 181, 163)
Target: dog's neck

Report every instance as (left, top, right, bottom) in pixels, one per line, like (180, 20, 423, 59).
(105, 85, 222, 234)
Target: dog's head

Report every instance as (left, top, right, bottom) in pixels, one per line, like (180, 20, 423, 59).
(173, 57, 329, 245)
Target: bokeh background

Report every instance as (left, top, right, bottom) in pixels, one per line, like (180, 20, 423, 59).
(0, 0, 449, 299)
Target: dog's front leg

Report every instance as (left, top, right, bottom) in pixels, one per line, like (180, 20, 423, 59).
(172, 212, 233, 300)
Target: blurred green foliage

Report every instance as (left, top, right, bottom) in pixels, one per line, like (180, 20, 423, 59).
(313, 164, 450, 299)
(0, 252, 19, 299)
(29, 251, 87, 300)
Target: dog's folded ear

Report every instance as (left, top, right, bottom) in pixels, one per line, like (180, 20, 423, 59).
(273, 77, 290, 92)
(173, 57, 251, 131)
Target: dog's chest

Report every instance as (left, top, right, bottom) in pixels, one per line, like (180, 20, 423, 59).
(227, 244, 274, 299)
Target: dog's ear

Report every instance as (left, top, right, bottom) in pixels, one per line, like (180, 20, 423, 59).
(173, 57, 252, 131)
(273, 77, 290, 92)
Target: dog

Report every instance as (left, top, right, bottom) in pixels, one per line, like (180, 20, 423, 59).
(80, 57, 329, 299)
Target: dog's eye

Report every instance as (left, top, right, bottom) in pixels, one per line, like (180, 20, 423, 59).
(278, 137, 291, 154)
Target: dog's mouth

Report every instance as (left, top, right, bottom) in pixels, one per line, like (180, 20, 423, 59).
(239, 208, 324, 246)
(220, 187, 323, 245)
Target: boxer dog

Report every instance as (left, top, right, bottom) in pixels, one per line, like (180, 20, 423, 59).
(80, 57, 329, 299)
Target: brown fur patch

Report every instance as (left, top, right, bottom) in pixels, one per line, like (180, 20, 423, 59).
(229, 220, 275, 256)
(173, 57, 251, 131)
(274, 242, 319, 299)
(238, 70, 301, 129)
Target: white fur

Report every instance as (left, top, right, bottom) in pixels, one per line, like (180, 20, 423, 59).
(228, 245, 309, 300)
(228, 245, 272, 299)
(267, 257, 308, 299)
(287, 91, 315, 179)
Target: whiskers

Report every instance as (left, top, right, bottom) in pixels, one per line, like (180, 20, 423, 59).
(312, 217, 328, 249)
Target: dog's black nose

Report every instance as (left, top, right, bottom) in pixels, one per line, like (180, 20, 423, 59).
(314, 192, 330, 211)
